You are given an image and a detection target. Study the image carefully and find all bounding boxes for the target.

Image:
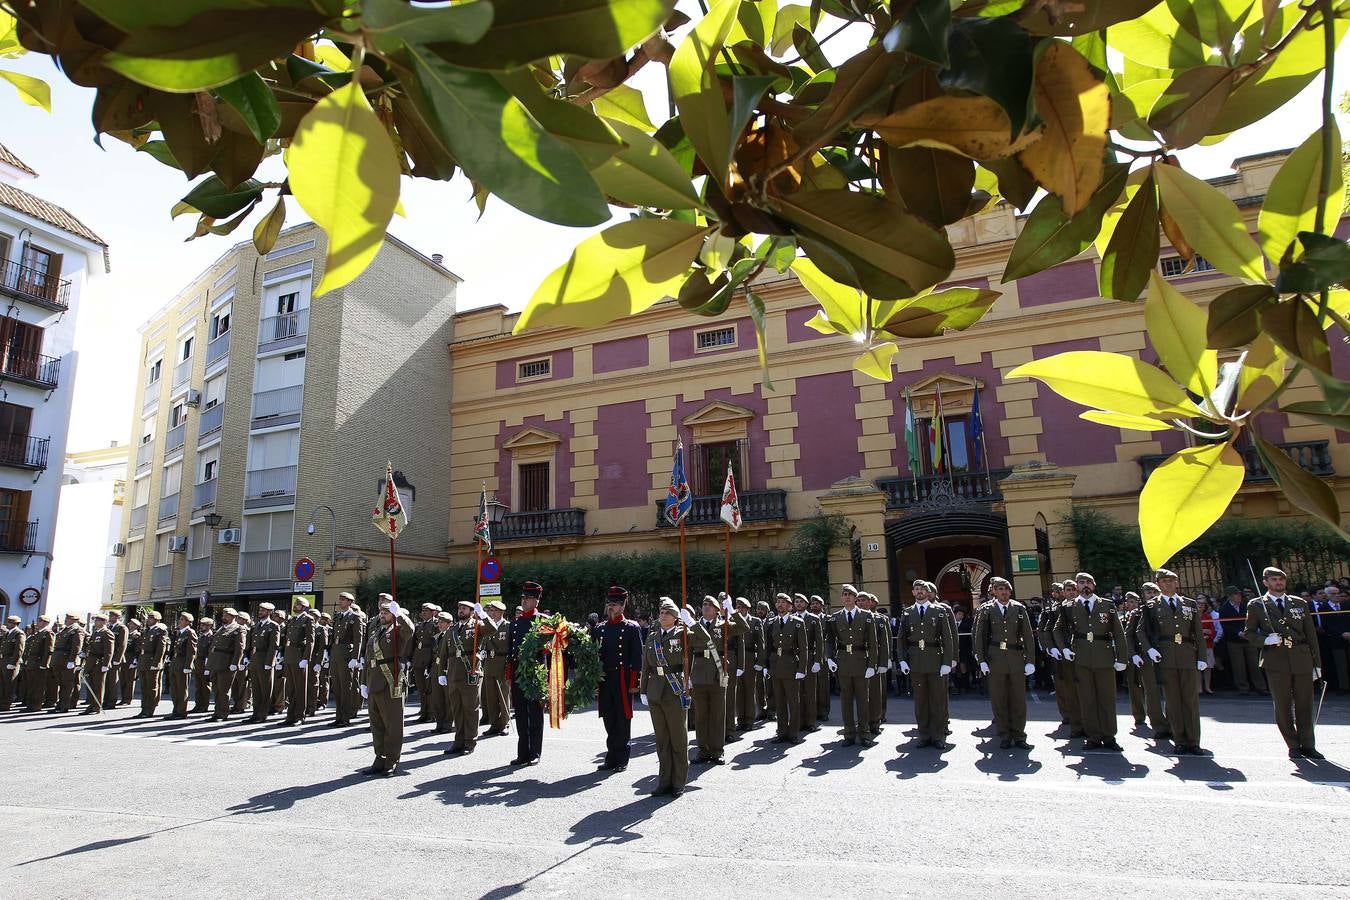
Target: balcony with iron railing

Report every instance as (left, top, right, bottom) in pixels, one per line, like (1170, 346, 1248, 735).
(172, 356, 192, 387)
(157, 492, 179, 522)
(128, 503, 148, 531)
(258, 308, 309, 349)
(251, 384, 303, 422)
(495, 508, 587, 542)
(0, 258, 71, 311)
(164, 422, 186, 454)
(142, 378, 161, 411)
(239, 549, 292, 582)
(653, 488, 789, 528)
(135, 441, 154, 470)
(186, 556, 210, 585)
(0, 349, 59, 389)
(1138, 440, 1333, 485)
(245, 464, 297, 499)
(197, 402, 224, 439)
(206, 330, 230, 365)
(122, 569, 141, 594)
(0, 520, 36, 553)
(151, 563, 173, 589)
(0, 434, 48, 471)
(877, 469, 1011, 510)
(193, 478, 217, 509)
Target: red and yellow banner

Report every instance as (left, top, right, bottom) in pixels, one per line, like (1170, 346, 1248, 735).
(539, 618, 571, 729)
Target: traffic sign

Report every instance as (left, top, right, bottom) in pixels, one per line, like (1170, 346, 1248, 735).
(480, 556, 501, 584)
(18, 586, 39, 606)
(294, 557, 316, 581)
(479, 583, 502, 597)
(293, 581, 314, 593)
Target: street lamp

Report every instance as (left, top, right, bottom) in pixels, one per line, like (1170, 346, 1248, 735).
(307, 504, 337, 568)
(486, 493, 508, 526)
(203, 513, 231, 531)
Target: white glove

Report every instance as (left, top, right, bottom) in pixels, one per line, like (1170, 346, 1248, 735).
(66, 661, 74, 669)
(826, 659, 837, 673)
(1313, 667, 1323, 681)
(265, 665, 273, 670)
(1197, 660, 1208, 671)
(979, 662, 990, 676)
(358, 658, 365, 667)
(1147, 648, 1162, 663)
(131, 661, 137, 668)
(348, 659, 360, 670)
(360, 685, 368, 699)
(101, 665, 109, 672)
(754, 664, 763, 672)
(299, 659, 308, 669)
(242, 657, 249, 667)
(183, 669, 191, 674)
(678, 608, 695, 627)
(386, 601, 402, 618)
(1062, 649, 1076, 662)
(1048, 647, 1061, 660)
(899, 661, 911, 675)
(1264, 633, 1281, 646)
(1131, 655, 1143, 667)
(811, 662, 821, 673)
(474, 602, 487, 619)
(880, 664, 889, 673)
(939, 664, 952, 676)
(856, 666, 870, 680)
(794, 671, 805, 680)
(1023, 663, 1035, 676)
(322, 652, 329, 666)
(735, 669, 743, 677)
(1113, 661, 1127, 672)
(437, 675, 447, 686)
(229, 665, 237, 672)
(4, 664, 12, 670)
(639, 693, 648, 705)
(723, 597, 733, 612)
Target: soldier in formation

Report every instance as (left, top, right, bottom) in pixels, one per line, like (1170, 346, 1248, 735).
(507, 582, 546, 766)
(759, 592, 808, 744)
(594, 586, 642, 772)
(169, 612, 197, 719)
(641, 598, 691, 798)
(480, 599, 511, 736)
(898, 580, 956, 750)
(1, 615, 24, 711)
(80, 612, 114, 715)
(825, 584, 876, 746)
(972, 577, 1035, 750)
(440, 599, 493, 755)
(137, 611, 170, 718)
(1053, 573, 1128, 751)
(1245, 566, 1323, 759)
(362, 594, 414, 776)
(331, 591, 367, 727)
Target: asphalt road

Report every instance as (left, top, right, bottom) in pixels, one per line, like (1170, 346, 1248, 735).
(2, 688, 1346, 898)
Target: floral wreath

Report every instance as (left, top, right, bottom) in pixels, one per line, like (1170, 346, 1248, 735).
(517, 613, 602, 718)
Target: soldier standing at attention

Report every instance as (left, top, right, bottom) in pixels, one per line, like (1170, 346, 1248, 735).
(247, 603, 279, 723)
(753, 600, 772, 721)
(207, 609, 243, 722)
(169, 612, 198, 719)
(594, 586, 642, 771)
(791, 594, 824, 732)
(190, 617, 210, 713)
(480, 600, 511, 736)
(270, 610, 289, 716)
(1121, 592, 1160, 735)
(758, 592, 808, 744)
(1054, 573, 1128, 751)
(1040, 582, 1083, 737)
(443, 599, 493, 756)
(973, 577, 1036, 750)
(860, 592, 891, 736)
(1137, 569, 1207, 755)
(733, 597, 760, 733)
(507, 582, 546, 766)
(431, 611, 454, 734)
(106, 610, 128, 708)
(362, 598, 414, 776)
(413, 603, 440, 723)
(688, 593, 745, 765)
(231, 612, 252, 715)
(282, 600, 315, 725)
(50, 612, 86, 713)
(825, 585, 877, 747)
(641, 598, 691, 798)
(899, 581, 956, 750)
(1, 615, 24, 710)
(81, 612, 114, 715)
(307, 610, 329, 718)
(138, 611, 170, 718)
(1245, 567, 1324, 759)
(809, 595, 832, 721)
(23, 614, 54, 711)
(331, 592, 366, 727)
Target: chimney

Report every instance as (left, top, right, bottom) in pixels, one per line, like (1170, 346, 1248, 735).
(431, 253, 444, 266)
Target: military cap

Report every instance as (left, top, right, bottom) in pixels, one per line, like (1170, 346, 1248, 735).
(319, 612, 331, 622)
(701, 594, 718, 607)
(793, 592, 808, 603)
(179, 612, 195, 623)
(607, 585, 629, 603)
(1154, 568, 1178, 580)
(1074, 572, 1095, 582)
(258, 602, 276, 612)
(658, 598, 679, 614)
(293, 596, 311, 607)
(457, 599, 476, 608)
(486, 599, 506, 611)
(222, 607, 237, 617)
(200, 617, 214, 626)
(841, 584, 858, 596)
(421, 602, 437, 610)
(755, 600, 771, 610)
(735, 596, 751, 609)
(92, 611, 108, 620)
(775, 592, 792, 602)
(859, 591, 875, 602)
(522, 581, 543, 597)
(437, 611, 453, 622)
(339, 591, 355, 601)
(1125, 591, 1140, 601)
(378, 592, 394, 603)
(36, 613, 50, 622)
(237, 613, 251, 622)
(1224, 585, 1241, 595)
(809, 594, 823, 604)
(5, 614, 18, 623)
(1262, 566, 1286, 578)
(275, 610, 288, 619)
(147, 610, 162, 621)
(64, 611, 79, 620)
(1142, 581, 1160, 592)
(988, 576, 1012, 590)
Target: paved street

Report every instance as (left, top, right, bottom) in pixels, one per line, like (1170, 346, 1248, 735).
(3, 690, 1347, 898)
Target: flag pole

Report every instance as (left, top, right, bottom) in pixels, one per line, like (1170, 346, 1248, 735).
(680, 517, 690, 692)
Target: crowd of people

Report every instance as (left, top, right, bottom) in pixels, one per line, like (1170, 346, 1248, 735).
(0, 566, 1338, 799)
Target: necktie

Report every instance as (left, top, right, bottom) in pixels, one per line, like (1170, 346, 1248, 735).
(1169, 598, 1177, 612)
(999, 604, 1006, 618)
(847, 611, 853, 625)
(1276, 597, 1285, 613)
(919, 605, 926, 619)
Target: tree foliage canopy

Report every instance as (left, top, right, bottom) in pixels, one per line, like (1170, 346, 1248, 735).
(3, 0, 1349, 567)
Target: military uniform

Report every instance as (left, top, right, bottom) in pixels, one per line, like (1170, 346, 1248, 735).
(307, 617, 329, 717)
(811, 601, 831, 721)
(867, 600, 891, 734)
(825, 601, 877, 744)
(190, 625, 210, 712)
(1, 619, 25, 710)
(23, 621, 54, 711)
(51, 619, 86, 712)
(271, 616, 289, 714)
(1053, 595, 1127, 747)
(758, 608, 808, 742)
(794, 602, 826, 732)
(81, 620, 114, 714)
(1039, 600, 1083, 735)
(641, 613, 690, 796)
(1137, 593, 1205, 751)
(169, 622, 197, 717)
(247, 614, 281, 723)
(412, 609, 439, 722)
(282, 610, 315, 724)
(973, 598, 1034, 745)
(507, 591, 546, 764)
(331, 601, 367, 725)
(363, 610, 414, 773)
(206, 616, 243, 720)
(899, 601, 956, 746)
(443, 604, 492, 754)
(481, 607, 511, 735)
(595, 594, 642, 770)
(735, 604, 762, 730)
(122, 626, 142, 707)
(1245, 593, 1321, 756)
(430, 622, 453, 733)
(106, 618, 128, 707)
(138, 618, 170, 716)
(1124, 606, 1167, 735)
(687, 604, 747, 763)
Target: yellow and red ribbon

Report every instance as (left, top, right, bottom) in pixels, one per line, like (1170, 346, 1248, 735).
(539, 618, 570, 728)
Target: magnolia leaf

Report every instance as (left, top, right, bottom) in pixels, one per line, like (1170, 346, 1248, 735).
(1167, 0, 1256, 50)
(1205, 284, 1276, 348)
(1003, 163, 1127, 282)
(1254, 434, 1347, 537)
(516, 219, 713, 333)
(1147, 65, 1236, 150)
(78, 0, 339, 31)
(592, 84, 654, 132)
(363, 0, 494, 51)
(1259, 124, 1346, 267)
(1107, 2, 1209, 69)
(982, 157, 1037, 210)
(939, 15, 1034, 136)
(1281, 400, 1350, 431)
(791, 256, 864, 337)
(1100, 170, 1159, 301)
(181, 176, 264, 219)
(1236, 333, 1287, 410)
(287, 80, 401, 296)
(1007, 351, 1205, 418)
(215, 72, 281, 145)
(874, 95, 1036, 160)
(1276, 232, 1350, 295)
(496, 68, 623, 169)
(1139, 442, 1245, 568)
(591, 118, 701, 209)
(1016, 41, 1110, 215)
(746, 289, 774, 390)
(880, 287, 999, 339)
(887, 146, 976, 228)
(883, 0, 951, 68)
(1260, 296, 1331, 374)
(1145, 271, 1218, 397)
(1209, 15, 1348, 135)
(1080, 410, 1177, 431)
(1154, 163, 1267, 283)
(670, 0, 742, 188)
(252, 195, 286, 255)
(854, 342, 900, 382)
(793, 43, 908, 148)
(0, 69, 51, 111)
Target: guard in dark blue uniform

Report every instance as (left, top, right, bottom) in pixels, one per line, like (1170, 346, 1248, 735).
(507, 581, 545, 766)
(595, 586, 643, 771)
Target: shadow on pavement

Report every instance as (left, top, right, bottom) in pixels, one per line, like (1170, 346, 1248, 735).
(884, 745, 950, 779)
(972, 739, 1042, 781)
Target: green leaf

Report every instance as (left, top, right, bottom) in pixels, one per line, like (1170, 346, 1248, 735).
(853, 342, 899, 382)
(1147, 65, 1236, 150)
(1107, 2, 1209, 69)
(1254, 433, 1347, 538)
(790, 256, 864, 337)
(181, 176, 264, 219)
(77, 0, 337, 31)
(879, 287, 1000, 339)
(1007, 351, 1205, 418)
(137, 140, 180, 170)
(0, 69, 51, 111)
(939, 16, 1035, 137)
(1205, 284, 1276, 348)
(1016, 41, 1110, 216)
(208, 128, 265, 190)
(982, 157, 1037, 210)
(592, 84, 654, 132)
(746, 289, 774, 390)
(727, 75, 776, 172)
(406, 46, 610, 227)
(1237, 334, 1286, 410)
(1276, 232, 1350, 295)
(1154, 163, 1267, 282)
(105, 8, 327, 93)
(1166, 0, 1256, 51)
(517, 219, 713, 332)
(495, 68, 623, 169)
(1002, 162, 1127, 282)
(887, 146, 976, 229)
(1281, 400, 1350, 431)
(287, 80, 401, 296)
(591, 118, 701, 209)
(1260, 297, 1331, 373)
(1080, 410, 1177, 431)
(362, 0, 494, 52)
(794, 43, 907, 147)
(1145, 271, 1218, 397)
(1259, 124, 1346, 267)
(252, 195, 286, 255)
(1139, 442, 1245, 569)
(215, 72, 282, 145)
(152, 92, 216, 178)
(770, 4, 811, 56)
(791, 22, 830, 73)
(670, 0, 742, 187)
(772, 189, 954, 300)
(285, 53, 350, 90)
(883, 0, 951, 68)
(1100, 170, 1159, 301)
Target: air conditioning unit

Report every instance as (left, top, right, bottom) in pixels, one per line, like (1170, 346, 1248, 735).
(168, 536, 188, 553)
(111, 543, 126, 557)
(185, 390, 202, 408)
(218, 527, 241, 545)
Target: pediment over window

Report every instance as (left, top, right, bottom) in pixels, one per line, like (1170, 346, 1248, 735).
(903, 373, 984, 416)
(502, 426, 562, 450)
(682, 399, 755, 444)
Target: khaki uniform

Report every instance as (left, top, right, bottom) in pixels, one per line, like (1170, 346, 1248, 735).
(106, 621, 128, 707)
(868, 612, 891, 732)
(248, 619, 281, 721)
(364, 615, 415, 771)
(430, 628, 451, 732)
(796, 611, 826, 730)
(899, 603, 956, 742)
(51, 623, 86, 711)
(206, 621, 243, 719)
(481, 616, 511, 733)
(641, 625, 690, 793)
(1, 626, 25, 710)
(973, 600, 1034, 742)
(1053, 597, 1127, 743)
(1245, 595, 1321, 752)
(231, 624, 251, 713)
(122, 629, 142, 706)
(1137, 595, 1205, 748)
(169, 626, 197, 716)
(82, 625, 114, 713)
(307, 621, 328, 716)
(331, 607, 366, 724)
(1039, 603, 1082, 733)
(736, 614, 762, 729)
(687, 613, 747, 760)
(282, 613, 315, 724)
(723, 615, 745, 740)
(1124, 608, 1166, 733)
(758, 614, 808, 740)
(826, 608, 877, 740)
(139, 622, 170, 715)
(443, 617, 490, 751)
(23, 626, 54, 710)
(190, 629, 210, 711)
(412, 617, 437, 721)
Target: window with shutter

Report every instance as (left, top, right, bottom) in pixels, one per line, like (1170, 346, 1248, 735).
(518, 462, 550, 512)
(697, 441, 742, 495)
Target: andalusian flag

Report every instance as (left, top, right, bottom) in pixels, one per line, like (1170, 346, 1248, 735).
(903, 387, 921, 475)
(930, 388, 945, 474)
(474, 482, 492, 554)
(372, 461, 409, 540)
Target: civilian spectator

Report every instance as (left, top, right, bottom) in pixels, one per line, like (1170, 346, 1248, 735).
(1197, 597, 1220, 694)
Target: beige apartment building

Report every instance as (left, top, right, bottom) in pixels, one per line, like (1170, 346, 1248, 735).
(112, 223, 455, 618)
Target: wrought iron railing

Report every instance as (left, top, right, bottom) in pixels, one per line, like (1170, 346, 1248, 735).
(0, 519, 36, 552)
(877, 470, 1010, 511)
(0, 349, 59, 387)
(258, 309, 309, 347)
(0, 258, 70, 309)
(1138, 440, 1333, 485)
(0, 433, 48, 470)
(654, 488, 789, 528)
(495, 508, 586, 542)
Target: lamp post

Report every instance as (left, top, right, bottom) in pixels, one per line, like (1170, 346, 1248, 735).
(486, 493, 508, 530)
(307, 504, 337, 568)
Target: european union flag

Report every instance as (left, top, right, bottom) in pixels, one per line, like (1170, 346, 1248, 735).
(665, 439, 692, 526)
(970, 388, 985, 470)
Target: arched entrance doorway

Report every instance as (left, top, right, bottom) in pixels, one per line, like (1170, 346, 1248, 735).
(935, 557, 993, 609)
(883, 510, 1011, 614)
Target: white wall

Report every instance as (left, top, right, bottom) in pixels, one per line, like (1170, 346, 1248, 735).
(48, 479, 120, 616)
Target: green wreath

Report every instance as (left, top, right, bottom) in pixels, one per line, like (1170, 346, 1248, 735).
(517, 613, 602, 715)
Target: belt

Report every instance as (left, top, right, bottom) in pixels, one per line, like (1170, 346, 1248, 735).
(486, 650, 497, 658)
(1074, 633, 1100, 641)
(700, 650, 713, 658)
(654, 665, 684, 676)
(1166, 634, 1196, 645)
(995, 642, 1024, 651)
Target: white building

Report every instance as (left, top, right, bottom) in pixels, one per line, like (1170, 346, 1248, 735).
(0, 143, 106, 625)
(50, 442, 127, 616)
